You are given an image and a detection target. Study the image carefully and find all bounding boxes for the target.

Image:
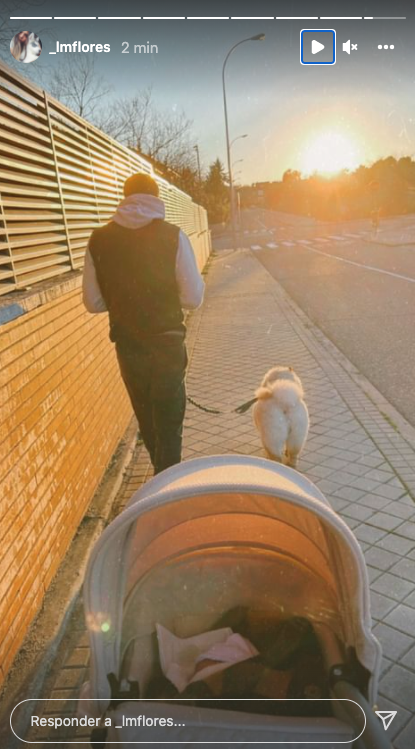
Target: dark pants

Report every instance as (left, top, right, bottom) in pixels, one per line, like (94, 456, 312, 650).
(116, 334, 187, 475)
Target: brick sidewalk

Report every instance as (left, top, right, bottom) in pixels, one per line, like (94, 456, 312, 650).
(26, 248, 415, 748)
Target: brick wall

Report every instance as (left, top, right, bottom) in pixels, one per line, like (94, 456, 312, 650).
(0, 277, 132, 686)
(0, 226, 210, 686)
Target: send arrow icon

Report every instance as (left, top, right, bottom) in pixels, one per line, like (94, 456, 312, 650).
(375, 711, 397, 731)
(312, 39, 325, 55)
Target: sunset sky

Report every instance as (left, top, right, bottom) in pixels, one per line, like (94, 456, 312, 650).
(3, 1, 414, 183)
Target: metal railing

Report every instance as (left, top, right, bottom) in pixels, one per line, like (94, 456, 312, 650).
(0, 61, 209, 296)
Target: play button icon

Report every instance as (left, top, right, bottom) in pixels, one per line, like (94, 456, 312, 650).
(312, 39, 325, 54)
(301, 29, 336, 65)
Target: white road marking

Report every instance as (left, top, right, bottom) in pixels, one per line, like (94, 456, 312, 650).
(255, 218, 268, 230)
(281, 241, 296, 246)
(328, 235, 347, 241)
(306, 244, 415, 283)
(266, 243, 278, 248)
(251, 245, 262, 250)
(298, 239, 312, 244)
(315, 238, 329, 243)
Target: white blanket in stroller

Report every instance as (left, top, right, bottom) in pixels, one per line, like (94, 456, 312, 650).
(156, 623, 259, 692)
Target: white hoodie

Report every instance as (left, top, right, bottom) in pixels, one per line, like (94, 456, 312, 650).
(82, 193, 205, 314)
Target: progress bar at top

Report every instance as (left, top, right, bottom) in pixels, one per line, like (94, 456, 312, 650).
(9, 16, 408, 20)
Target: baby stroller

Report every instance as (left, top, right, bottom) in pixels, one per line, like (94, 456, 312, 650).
(81, 455, 392, 748)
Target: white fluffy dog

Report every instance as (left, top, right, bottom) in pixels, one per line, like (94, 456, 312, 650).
(253, 366, 309, 468)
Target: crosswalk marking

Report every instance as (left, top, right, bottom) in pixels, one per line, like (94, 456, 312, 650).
(246, 230, 372, 253)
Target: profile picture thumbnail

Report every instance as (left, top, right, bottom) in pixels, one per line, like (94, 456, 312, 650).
(10, 31, 42, 63)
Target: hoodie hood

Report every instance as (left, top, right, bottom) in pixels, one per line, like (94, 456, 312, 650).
(112, 193, 165, 229)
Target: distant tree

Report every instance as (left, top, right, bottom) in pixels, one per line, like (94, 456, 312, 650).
(204, 159, 229, 224)
(100, 88, 153, 147)
(45, 61, 197, 185)
(282, 169, 301, 183)
(397, 156, 415, 184)
(3, 43, 197, 195)
(244, 156, 415, 221)
(47, 55, 112, 120)
(354, 165, 370, 186)
(173, 165, 201, 200)
(101, 88, 195, 175)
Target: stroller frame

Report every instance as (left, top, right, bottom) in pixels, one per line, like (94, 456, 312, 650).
(81, 455, 392, 749)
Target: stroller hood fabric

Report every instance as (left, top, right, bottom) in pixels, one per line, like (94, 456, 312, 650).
(82, 455, 381, 717)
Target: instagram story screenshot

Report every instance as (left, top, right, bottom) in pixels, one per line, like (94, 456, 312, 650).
(0, 1, 414, 747)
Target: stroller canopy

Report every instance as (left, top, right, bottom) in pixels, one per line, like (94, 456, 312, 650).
(83, 455, 381, 714)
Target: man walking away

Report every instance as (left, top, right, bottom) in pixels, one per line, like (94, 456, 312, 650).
(82, 173, 205, 474)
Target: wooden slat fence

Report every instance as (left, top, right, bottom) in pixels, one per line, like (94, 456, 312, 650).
(0, 61, 210, 296)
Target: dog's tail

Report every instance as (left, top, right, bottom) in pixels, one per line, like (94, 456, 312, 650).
(255, 385, 273, 401)
(256, 381, 302, 412)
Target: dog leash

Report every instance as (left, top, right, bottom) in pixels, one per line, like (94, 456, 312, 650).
(186, 395, 258, 415)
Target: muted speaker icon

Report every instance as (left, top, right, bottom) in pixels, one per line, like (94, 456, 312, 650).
(343, 39, 358, 54)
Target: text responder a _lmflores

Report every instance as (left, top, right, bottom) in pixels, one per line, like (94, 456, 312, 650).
(30, 715, 179, 728)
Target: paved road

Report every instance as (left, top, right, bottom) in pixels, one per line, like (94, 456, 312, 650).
(214, 209, 415, 428)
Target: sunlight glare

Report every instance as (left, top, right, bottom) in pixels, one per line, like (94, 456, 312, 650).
(300, 130, 362, 176)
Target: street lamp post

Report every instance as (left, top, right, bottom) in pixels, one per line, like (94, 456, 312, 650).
(230, 133, 248, 150)
(193, 144, 202, 183)
(222, 34, 265, 250)
(232, 171, 243, 231)
(236, 188, 242, 234)
(231, 151, 245, 231)
(230, 144, 247, 215)
(193, 144, 203, 234)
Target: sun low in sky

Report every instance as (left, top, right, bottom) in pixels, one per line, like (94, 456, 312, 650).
(299, 130, 363, 176)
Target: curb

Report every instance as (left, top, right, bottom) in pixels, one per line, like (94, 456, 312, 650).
(0, 420, 137, 749)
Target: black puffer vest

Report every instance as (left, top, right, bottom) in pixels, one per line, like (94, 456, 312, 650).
(89, 219, 184, 343)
